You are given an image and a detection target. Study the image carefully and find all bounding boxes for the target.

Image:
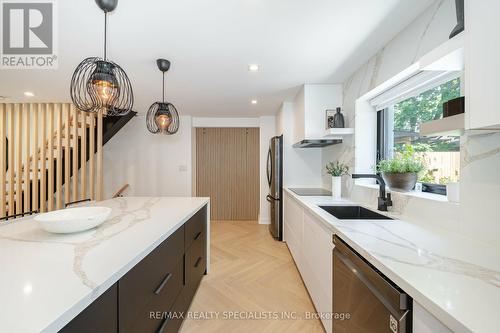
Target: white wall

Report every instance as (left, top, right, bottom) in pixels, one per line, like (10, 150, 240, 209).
(303, 84, 343, 139)
(103, 115, 193, 198)
(103, 115, 275, 223)
(323, 0, 500, 246)
(192, 117, 260, 128)
(277, 102, 323, 188)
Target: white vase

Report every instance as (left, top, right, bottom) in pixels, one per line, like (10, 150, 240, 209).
(332, 176, 342, 199)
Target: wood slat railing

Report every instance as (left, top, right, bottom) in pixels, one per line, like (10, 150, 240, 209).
(0, 103, 104, 219)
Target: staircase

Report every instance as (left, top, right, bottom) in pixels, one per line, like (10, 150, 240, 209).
(1, 104, 136, 219)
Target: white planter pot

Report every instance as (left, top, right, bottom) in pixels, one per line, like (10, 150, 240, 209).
(331, 176, 342, 199)
(447, 182, 460, 203)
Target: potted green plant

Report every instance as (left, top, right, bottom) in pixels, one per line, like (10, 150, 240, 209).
(376, 145, 425, 192)
(326, 161, 349, 198)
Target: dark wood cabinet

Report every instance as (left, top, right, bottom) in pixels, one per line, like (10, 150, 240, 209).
(185, 207, 206, 251)
(60, 205, 207, 333)
(59, 283, 118, 333)
(119, 225, 185, 333)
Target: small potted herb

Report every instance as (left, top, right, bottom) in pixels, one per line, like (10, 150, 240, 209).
(376, 145, 425, 192)
(326, 161, 349, 198)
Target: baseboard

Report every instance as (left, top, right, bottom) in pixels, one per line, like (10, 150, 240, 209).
(258, 218, 271, 225)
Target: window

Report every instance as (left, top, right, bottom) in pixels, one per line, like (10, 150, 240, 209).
(377, 78, 461, 195)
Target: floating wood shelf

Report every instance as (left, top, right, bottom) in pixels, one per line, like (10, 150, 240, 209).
(420, 113, 464, 137)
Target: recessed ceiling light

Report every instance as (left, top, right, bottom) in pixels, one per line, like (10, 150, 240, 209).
(251, 99, 258, 105)
(248, 64, 260, 72)
(24, 91, 34, 97)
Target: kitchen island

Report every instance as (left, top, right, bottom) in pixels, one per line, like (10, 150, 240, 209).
(0, 197, 210, 333)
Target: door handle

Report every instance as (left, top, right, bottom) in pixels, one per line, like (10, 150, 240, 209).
(194, 231, 202, 240)
(154, 272, 173, 295)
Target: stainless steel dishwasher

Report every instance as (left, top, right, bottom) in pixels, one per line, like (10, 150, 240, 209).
(333, 235, 412, 333)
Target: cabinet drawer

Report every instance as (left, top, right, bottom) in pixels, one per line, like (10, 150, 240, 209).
(60, 284, 117, 333)
(119, 226, 184, 333)
(186, 228, 206, 291)
(152, 231, 207, 333)
(154, 305, 185, 333)
(185, 206, 206, 250)
(120, 258, 184, 333)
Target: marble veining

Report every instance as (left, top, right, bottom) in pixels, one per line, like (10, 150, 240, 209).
(0, 196, 209, 333)
(72, 197, 160, 289)
(339, 222, 500, 289)
(323, 0, 500, 248)
(285, 188, 500, 333)
(411, 0, 445, 64)
(461, 134, 500, 168)
(368, 47, 385, 91)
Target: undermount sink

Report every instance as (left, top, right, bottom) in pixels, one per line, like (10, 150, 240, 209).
(318, 205, 392, 220)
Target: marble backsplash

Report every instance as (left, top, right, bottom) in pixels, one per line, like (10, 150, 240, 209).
(322, 0, 500, 247)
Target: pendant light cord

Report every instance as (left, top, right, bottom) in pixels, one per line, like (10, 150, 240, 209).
(103, 12, 107, 60)
(162, 72, 165, 102)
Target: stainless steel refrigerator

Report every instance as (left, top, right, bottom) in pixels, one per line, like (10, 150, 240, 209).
(266, 135, 283, 241)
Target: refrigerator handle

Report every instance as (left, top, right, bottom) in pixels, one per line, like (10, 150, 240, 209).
(266, 147, 272, 186)
(266, 195, 279, 202)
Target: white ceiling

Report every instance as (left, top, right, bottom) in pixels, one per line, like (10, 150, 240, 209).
(0, 0, 434, 116)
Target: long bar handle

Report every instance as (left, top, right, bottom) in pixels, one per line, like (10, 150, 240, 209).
(156, 317, 169, 333)
(154, 272, 172, 295)
(194, 257, 202, 268)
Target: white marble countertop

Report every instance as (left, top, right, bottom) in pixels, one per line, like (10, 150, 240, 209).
(284, 188, 500, 333)
(0, 197, 210, 333)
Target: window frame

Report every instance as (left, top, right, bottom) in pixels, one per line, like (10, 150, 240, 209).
(376, 108, 448, 196)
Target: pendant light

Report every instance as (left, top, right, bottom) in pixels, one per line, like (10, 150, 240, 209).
(146, 59, 179, 135)
(70, 0, 133, 116)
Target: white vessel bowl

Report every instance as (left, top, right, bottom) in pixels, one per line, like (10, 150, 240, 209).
(35, 207, 112, 234)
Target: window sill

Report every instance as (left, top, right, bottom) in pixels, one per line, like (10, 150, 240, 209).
(355, 183, 459, 205)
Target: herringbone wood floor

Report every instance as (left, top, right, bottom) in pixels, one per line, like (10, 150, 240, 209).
(180, 221, 325, 333)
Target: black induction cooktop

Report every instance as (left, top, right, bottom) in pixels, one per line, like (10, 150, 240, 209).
(289, 188, 332, 196)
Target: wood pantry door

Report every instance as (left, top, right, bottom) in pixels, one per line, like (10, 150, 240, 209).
(196, 128, 259, 220)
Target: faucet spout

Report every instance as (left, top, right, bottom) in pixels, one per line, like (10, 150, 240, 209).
(352, 173, 392, 211)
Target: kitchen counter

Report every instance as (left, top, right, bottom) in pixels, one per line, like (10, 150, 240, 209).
(284, 188, 500, 333)
(0, 197, 210, 333)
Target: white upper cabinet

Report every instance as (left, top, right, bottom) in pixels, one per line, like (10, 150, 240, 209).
(292, 84, 343, 143)
(465, 0, 500, 130)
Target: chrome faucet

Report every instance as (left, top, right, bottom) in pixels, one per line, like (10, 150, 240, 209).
(352, 174, 393, 211)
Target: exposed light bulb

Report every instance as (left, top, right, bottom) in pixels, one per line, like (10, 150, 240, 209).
(251, 99, 258, 105)
(92, 80, 116, 101)
(156, 113, 172, 131)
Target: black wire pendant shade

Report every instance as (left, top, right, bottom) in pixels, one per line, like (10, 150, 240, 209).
(70, 0, 133, 116)
(146, 59, 179, 135)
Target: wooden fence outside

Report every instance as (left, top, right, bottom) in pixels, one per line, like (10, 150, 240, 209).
(417, 151, 460, 183)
